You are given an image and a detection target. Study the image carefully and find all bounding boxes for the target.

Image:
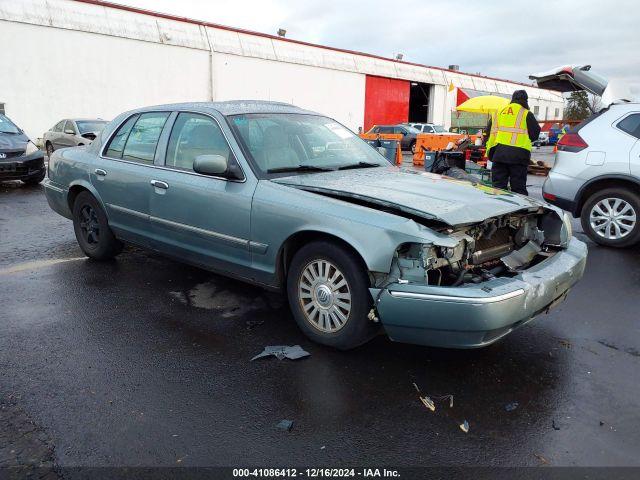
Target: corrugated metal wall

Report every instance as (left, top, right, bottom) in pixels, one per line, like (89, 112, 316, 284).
(0, 0, 565, 140)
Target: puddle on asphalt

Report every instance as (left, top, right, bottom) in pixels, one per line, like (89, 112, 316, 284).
(0, 257, 86, 275)
(170, 280, 284, 318)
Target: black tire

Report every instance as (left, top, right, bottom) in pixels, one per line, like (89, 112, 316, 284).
(286, 240, 379, 350)
(410, 140, 417, 154)
(22, 170, 45, 185)
(46, 142, 54, 158)
(72, 191, 123, 260)
(581, 187, 640, 248)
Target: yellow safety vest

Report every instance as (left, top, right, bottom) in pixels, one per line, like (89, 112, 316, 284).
(485, 111, 499, 152)
(494, 103, 532, 151)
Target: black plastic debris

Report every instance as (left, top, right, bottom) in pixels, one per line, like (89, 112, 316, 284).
(505, 402, 519, 412)
(276, 420, 294, 432)
(251, 345, 310, 361)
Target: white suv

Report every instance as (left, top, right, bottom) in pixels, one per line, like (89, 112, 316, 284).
(531, 66, 640, 247)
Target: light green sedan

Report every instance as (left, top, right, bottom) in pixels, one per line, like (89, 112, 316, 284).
(44, 101, 587, 350)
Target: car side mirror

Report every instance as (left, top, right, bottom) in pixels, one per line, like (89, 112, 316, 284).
(64, 129, 75, 135)
(193, 154, 228, 176)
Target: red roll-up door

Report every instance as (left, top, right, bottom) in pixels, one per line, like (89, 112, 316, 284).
(364, 75, 410, 131)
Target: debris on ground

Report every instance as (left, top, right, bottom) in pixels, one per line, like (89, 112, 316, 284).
(600, 421, 605, 426)
(412, 382, 453, 412)
(559, 339, 572, 349)
(534, 453, 549, 465)
(245, 320, 264, 329)
(552, 419, 561, 430)
(504, 402, 519, 412)
(276, 420, 294, 432)
(251, 345, 310, 361)
(459, 420, 469, 433)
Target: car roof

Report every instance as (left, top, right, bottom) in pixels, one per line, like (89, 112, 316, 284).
(130, 100, 319, 117)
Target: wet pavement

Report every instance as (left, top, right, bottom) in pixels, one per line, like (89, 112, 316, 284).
(1, 178, 639, 471)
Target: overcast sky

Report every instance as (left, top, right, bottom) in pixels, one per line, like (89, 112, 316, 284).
(116, 0, 640, 95)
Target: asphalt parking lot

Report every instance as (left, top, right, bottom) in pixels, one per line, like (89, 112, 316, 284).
(1, 166, 639, 474)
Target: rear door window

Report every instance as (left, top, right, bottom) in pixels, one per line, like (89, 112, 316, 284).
(105, 115, 139, 159)
(617, 114, 640, 139)
(107, 112, 169, 164)
(165, 113, 234, 171)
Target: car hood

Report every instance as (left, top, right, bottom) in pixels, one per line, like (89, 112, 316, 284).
(0, 132, 29, 151)
(273, 167, 546, 226)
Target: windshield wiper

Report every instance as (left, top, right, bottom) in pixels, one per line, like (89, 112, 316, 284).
(267, 165, 334, 174)
(337, 161, 381, 170)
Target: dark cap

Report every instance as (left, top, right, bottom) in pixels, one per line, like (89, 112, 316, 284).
(512, 90, 528, 102)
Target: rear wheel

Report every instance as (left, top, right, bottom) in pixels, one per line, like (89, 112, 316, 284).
(72, 191, 123, 260)
(581, 188, 640, 247)
(286, 241, 378, 350)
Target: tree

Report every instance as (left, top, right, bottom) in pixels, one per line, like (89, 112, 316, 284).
(564, 91, 591, 121)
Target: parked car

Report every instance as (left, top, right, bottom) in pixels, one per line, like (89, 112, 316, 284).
(531, 66, 640, 247)
(533, 131, 550, 147)
(0, 113, 46, 185)
(44, 101, 587, 350)
(408, 123, 449, 134)
(43, 118, 108, 158)
(367, 124, 419, 153)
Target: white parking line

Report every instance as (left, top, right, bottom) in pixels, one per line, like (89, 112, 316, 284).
(0, 257, 86, 275)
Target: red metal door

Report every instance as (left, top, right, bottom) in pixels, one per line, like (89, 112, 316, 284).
(364, 75, 410, 131)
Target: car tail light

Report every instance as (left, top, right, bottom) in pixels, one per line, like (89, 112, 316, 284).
(557, 133, 588, 152)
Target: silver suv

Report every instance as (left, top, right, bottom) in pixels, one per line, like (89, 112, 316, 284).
(531, 66, 640, 247)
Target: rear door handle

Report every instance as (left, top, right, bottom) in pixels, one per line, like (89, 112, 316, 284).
(150, 180, 169, 190)
(94, 168, 107, 176)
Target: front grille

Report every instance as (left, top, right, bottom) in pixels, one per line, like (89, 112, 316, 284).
(0, 162, 28, 174)
(0, 150, 25, 159)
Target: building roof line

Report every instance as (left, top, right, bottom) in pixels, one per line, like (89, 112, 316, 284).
(73, 0, 544, 91)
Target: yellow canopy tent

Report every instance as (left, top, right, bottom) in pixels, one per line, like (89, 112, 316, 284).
(456, 95, 509, 114)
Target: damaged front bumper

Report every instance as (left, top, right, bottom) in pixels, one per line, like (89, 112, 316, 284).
(370, 237, 587, 348)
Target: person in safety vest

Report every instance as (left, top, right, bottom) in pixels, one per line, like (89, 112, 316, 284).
(488, 90, 541, 196)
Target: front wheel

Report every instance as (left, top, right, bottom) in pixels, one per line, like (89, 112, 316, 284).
(72, 191, 123, 260)
(410, 141, 417, 154)
(581, 188, 640, 247)
(286, 241, 379, 350)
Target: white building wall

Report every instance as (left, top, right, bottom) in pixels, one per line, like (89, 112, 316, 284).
(0, 19, 210, 140)
(212, 54, 365, 131)
(0, 0, 565, 138)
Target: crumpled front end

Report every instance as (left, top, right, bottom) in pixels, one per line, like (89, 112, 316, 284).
(370, 209, 588, 348)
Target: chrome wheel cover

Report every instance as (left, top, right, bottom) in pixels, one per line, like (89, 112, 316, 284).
(298, 259, 351, 333)
(590, 197, 637, 240)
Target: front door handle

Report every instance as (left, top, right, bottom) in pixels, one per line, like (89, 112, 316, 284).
(95, 168, 107, 176)
(150, 180, 169, 190)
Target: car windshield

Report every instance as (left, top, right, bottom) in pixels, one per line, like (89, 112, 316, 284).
(229, 113, 391, 175)
(432, 125, 447, 133)
(76, 120, 107, 134)
(0, 114, 21, 134)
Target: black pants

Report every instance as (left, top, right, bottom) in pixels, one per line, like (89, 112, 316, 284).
(491, 162, 528, 195)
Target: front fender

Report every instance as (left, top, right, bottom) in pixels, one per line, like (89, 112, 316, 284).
(251, 180, 458, 281)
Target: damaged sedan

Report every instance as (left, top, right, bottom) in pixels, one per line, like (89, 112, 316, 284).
(44, 101, 587, 350)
